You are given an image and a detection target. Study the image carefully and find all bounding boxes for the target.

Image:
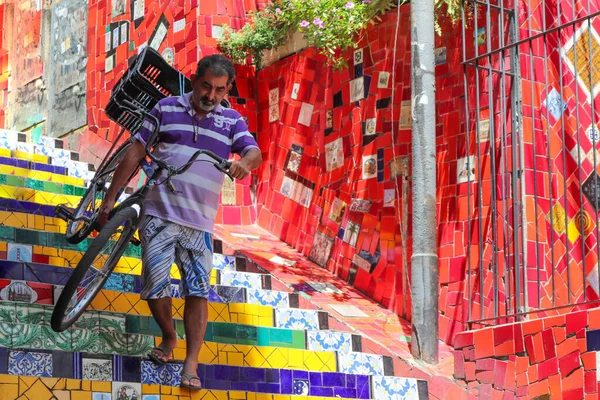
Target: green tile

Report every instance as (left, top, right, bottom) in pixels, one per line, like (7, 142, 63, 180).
(213, 335, 239, 344)
(236, 324, 258, 342)
(63, 184, 74, 195)
(126, 314, 140, 334)
(71, 328, 102, 353)
(268, 327, 293, 344)
(0, 302, 16, 324)
(15, 228, 47, 246)
(0, 225, 15, 241)
(128, 333, 154, 356)
(6, 175, 25, 188)
(203, 322, 214, 342)
(74, 186, 87, 197)
(0, 174, 7, 184)
(212, 322, 236, 339)
(0, 323, 14, 347)
(291, 330, 306, 349)
(175, 319, 186, 339)
(257, 327, 270, 347)
(43, 181, 62, 194)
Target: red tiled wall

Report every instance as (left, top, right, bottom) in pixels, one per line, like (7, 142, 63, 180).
(254, 5, 419, 319)
(80, 0, 262, 223)
(453, 310, 600, 398)
(0, 4, 8, 128)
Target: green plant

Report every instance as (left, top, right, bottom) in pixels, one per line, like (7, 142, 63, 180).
(218, 0, 470, 69)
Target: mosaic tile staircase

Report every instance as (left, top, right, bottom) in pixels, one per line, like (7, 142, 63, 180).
(0, 130, 429, 400)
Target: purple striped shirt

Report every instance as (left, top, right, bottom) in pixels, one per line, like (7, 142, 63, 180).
(134, 92, 258, 233)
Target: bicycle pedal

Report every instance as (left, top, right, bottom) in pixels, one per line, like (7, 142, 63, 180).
(130, 236, 141, 246)
(54, 205, 75, 222)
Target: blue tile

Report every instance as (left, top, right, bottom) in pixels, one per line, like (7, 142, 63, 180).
(230, 381, 255, 391)
(293, 379, 309, 395)
(122, 356, 140, 383)
(280, 369, 292, 394)
(0, 347, 7, 374)
(587, 329, 600, 351)
(243, 367, 266, 382)
(8, 350, 52, 377)
(310, 386, 334, 396)
(357, 375, 371, 399)
(0, 262, 23, 279)
(266, 368, 280, 383)
(347, 374, 356, 387)
(204, 379, 231, 390)
(335, 387, 357, 398)
(256, 382, 280, 393)
(323, 371, 345, 387)
(293, 370, 309, 379)
(162, 363, 183, 386)
(309, 371, 322, 386)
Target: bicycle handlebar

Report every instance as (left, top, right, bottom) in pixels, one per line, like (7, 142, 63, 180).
(117, 98, 233, 181)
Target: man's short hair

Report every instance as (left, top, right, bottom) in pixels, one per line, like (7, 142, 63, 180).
(195, 54, 235, 84)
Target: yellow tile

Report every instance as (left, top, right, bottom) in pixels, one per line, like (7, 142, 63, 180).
(273, 396, 292, 400)
(40, 378, 59, 390)
(161, 396, 178, 400)
(173, 347, 186, 361)
(0, 384, 18, 400)
(199, 342, 218, 364)
(303, 352, 325, 371)
(66, 379, 81, 390)
(141, 383, 161, 394)
(257, 305, 273, 318)
(227, 351, 244, 367)
(247, 392, 256, 400)
(0, 375, 18, 384)
(288, 349, 305, 368)
(229, 391, 247, 400)
(317, 351, 337, 372)
(91, 381, 111, 392)
(81, 380, 90, 391)
(71, 391, 91, 400)
(237, 314, 255, 326)
(51, 379, 66, 390)
(0, 148, 10, 157)
(19, 377, 38, 393)
(160, 385, 172, 394)
(22, 379, 54, 400)
(228, 303, 245, 314)
(50, 390, 70, 400)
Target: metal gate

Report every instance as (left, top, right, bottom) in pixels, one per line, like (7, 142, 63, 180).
(461, 0, 600, 327)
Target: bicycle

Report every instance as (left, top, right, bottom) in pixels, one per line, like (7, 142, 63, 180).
(50, 97, 234, 333)
(55, 47, 231, 245)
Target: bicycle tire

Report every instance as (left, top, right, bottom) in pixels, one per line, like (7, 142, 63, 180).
(51, 205, 143, 332)
(65, 141, 136, 244)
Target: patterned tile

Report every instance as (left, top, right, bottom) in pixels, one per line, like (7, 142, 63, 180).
(372, 376, 422, 399)
(8, 350, 52, 377)
(275, 308, 320, 330)
(307, 331, 353, 352)
(219, 271, 262, 289)
(247, 288, 289, 307)
(213, 254, 236, 271)
(141, 360, 183, 386)
(293, 378, 310, 395)
(112, 381, 142, 400)
(82, 356, 113, 381)
(338, 351, 384, 375)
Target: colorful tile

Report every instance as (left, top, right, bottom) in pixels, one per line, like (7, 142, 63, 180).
(8, 350, 52, 377)
(307, 331, 353, 352)
(275, 308, 320, 330)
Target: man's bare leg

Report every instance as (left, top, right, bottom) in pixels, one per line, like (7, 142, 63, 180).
(148, 297, 178, 362)
(181, 296, 208, 388)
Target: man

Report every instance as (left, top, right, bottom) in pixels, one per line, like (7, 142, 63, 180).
(98, 54, 262, 390)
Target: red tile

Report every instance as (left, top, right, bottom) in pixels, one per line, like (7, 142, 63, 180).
(585, 371, 597, 393)
(566, 310, 588, 335)
(473, 328, 494, 359)
(559, 352, 581, 378)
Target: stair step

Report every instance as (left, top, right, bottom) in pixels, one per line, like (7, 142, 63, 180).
(0, 372, 374, 399)
(0, 301, 360, 353)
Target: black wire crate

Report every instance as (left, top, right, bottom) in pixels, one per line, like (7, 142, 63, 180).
(104, 46, 192, 133)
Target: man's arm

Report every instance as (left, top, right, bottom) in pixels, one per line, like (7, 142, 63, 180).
(228, 148, 262, 180)
(97, 141, 147, 225)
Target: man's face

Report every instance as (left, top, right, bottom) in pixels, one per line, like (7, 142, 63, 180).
(190, 70, 231, 112)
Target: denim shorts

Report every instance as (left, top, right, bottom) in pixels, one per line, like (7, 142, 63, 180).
(138, 215, 213, 299)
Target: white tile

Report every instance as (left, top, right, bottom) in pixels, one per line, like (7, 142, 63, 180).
(362, 155, 377, 180)
(350, 77, 365, 102)
(291, 83, 300, 100)
(82, 357, 112, 381)
(112, 382, 142, 400)
(298, 103, 314, 126)
(328, 304, 368, 318)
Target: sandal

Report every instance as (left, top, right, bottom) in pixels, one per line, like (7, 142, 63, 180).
(148, 345, 174, 365)
(180, 373, 202, 391)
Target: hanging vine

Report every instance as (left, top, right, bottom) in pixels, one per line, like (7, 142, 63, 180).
(217, 0, 473, 69)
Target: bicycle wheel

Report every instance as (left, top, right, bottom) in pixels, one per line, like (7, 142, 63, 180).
(51, 205, 143, 332)
(65, 141, 136, 244)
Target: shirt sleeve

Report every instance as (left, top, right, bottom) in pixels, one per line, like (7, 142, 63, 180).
(230, 116, 259, 156)
(133, 102, 162, 147)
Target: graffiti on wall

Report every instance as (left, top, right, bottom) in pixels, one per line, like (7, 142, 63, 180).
(48, 0, 88, 136)
(12, 0, 44, 88)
